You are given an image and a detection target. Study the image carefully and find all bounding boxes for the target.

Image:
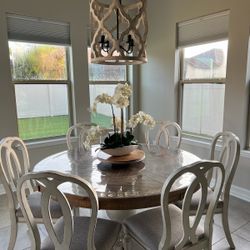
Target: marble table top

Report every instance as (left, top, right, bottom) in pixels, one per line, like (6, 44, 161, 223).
(34, 144, 200, 210)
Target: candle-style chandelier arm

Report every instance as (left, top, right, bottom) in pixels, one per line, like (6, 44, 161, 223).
(90, 0, 148, 65)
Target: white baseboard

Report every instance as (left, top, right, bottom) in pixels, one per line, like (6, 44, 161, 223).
(230, 185, 250, 202)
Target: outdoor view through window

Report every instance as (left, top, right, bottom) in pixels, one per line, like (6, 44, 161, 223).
(88, 48, 127, 128)
(181, 40, 228, 137)
(9, 41, 70, 140)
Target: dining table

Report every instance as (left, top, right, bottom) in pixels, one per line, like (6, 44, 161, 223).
(33, 144, 200, 211)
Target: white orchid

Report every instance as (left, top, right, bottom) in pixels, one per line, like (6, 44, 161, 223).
(114, 82, 132, 99)
(113, 95, 130, 108)
(91, 83, 155, 147)
(128, 111, 156, 129)
(93, 83, 132, 111)
(83, 126, 106, 150)
(92, 93, 113, 112)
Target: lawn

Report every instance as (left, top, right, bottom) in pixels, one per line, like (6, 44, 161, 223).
(18, 115, 70, 140)
(18, 113, 112, 140)
(91, 113, 112, 128)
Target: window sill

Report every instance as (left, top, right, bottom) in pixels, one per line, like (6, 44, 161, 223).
(181, 134, 212, 149)
(25, 137, 67, 149)
(182, 135, 250, 159)
(240, 150, 250, 159)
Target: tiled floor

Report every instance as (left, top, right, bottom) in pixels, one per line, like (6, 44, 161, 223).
(0, 195, 249, 250)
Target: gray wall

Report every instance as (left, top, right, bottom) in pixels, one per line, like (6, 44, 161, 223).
(0, 0, 90, 166)
(0, 0, 139, 168)
(140, 0, 250, 198)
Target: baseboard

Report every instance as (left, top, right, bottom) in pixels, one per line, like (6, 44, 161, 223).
(230, 185, 250, 202)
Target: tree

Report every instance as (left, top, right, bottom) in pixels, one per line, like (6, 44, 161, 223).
(10, 44, 67, 80)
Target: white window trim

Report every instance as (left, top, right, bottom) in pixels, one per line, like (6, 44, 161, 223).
(179, 43, 227, 138)
(9, 42, 73, 142)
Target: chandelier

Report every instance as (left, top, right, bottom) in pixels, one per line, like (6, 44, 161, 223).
(90, 0, 148, 65)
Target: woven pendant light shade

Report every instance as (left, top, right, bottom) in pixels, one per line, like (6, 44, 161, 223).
(90, 0, 148, 65)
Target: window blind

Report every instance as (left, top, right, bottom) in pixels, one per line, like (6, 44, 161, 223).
(7, 14, 70, 45)
(177, 11, 229, 47)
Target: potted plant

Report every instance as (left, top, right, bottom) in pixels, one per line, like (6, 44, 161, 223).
(86, 83, 155, 156)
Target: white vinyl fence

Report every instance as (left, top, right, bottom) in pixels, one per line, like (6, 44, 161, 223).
(15, 84, 118, 119)
(15, 85, 68, 118)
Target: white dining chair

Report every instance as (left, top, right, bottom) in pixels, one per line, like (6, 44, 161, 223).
(66, 123, 93, 151)
(123, 160, 225, 250)
(0, 137, 62, 250)
(17, 171, 123, 250)
(177, 131, 240, 249)
(145, 121, 182, 150)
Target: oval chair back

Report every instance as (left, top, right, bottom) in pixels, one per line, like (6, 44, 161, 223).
(66, 123, 91, 151)
(160, 161, 225, 249)
(145, 121, 182, 151)
(0, 137, 31, 211)
(208, 131, 240, 201)
(17, 171, 99, 250)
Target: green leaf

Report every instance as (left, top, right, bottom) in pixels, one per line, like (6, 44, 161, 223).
(101, 131, 137, 149)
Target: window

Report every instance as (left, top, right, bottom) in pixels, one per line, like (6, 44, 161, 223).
(88, 48, 128, 128)
(9, 42, 71, 140)
(180, 40, 228, 137)
(178, 11, 229, 137)
(7, 15, 72, 141)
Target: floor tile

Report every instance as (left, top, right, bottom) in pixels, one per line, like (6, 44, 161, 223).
(233, 222, 250, 242)
(0, 208, 11, 228)
(0, 194, 249, 249)
(213, 197, 250, 232)
(213, 234, 250, 250)
(0, 195, 8, 209)
(212, 223, 227, 244)
(0, 224, 31, 250)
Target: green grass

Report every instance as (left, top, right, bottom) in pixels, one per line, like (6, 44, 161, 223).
(18, 115, 70, 140)
(18, 113, 112, 140)
(91, 113, 112, 128)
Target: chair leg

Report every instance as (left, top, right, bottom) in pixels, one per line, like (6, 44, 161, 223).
(8, 214, 17, 250)
(222, 205, 235, 249)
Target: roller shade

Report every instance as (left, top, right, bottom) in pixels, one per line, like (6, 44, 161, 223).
(177, 11, 229, 47)
(7, 14, 70, 45)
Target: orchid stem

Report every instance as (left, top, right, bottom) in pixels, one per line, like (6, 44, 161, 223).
(121, 108, 124, 144)
(111, 104, 116, 133)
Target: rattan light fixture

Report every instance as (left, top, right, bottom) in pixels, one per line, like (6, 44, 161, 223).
(90, 0, 148, 65)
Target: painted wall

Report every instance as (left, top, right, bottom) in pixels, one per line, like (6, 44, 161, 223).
(140, 0, 250, 198)
(0, 0, 139, 168)
(0, 0, 90, 166)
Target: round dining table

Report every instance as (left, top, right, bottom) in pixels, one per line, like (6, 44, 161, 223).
(33, 144, 200, 210)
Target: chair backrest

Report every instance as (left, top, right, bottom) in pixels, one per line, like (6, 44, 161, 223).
(159, 161, 225, 250)
(66, 123, 92, 151)
(145, 121, 182, 150)
(0, 137, 31, 209)
(17, 171, 99, 250)
(209, 131, 240, 200)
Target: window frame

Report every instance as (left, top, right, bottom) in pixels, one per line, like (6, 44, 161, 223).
(88, 48, 131, 128)
(89, 78, 131, 129)
(178, 42, 227, 138)
(9, 41, 73, 142)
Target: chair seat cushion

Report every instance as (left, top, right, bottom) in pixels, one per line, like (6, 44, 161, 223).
(175, 187, 223, 211)
(16, 192, 62, 219)
(124, 204, 204, 250)
(41, 216, 122, 250)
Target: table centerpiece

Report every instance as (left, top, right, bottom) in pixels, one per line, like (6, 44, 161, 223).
(84, 83, 155, 157)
